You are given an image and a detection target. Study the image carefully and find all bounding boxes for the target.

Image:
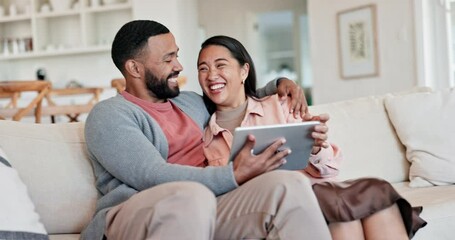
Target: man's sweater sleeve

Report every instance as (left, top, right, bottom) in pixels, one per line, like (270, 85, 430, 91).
(256, 78, 280, 98)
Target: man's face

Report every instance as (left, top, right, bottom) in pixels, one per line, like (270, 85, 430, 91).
(141, 33, 183, 100)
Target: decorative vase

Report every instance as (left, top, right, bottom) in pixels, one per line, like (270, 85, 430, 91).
(49, 0, 72, 12)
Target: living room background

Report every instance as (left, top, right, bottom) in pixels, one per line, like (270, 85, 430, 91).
(0, 0, 453, 105)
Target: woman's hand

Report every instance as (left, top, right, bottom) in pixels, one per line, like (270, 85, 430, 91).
(304, 113, 330, 154)
(276, 78, 308, 118)
(232, 134, 290, 185)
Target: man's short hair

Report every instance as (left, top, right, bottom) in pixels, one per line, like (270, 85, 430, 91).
(111, 20, 170, 73)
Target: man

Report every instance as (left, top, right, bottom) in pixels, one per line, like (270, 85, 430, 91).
(82, 20, 331, 240)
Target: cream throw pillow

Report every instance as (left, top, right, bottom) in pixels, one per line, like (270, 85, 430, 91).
(385, 88, 455, 187)
(0, 147, 49, 240)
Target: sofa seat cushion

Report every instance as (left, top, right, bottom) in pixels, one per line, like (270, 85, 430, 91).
(393, 182, 455, 240)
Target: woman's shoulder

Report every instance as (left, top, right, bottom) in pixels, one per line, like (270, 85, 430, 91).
(251, 94, 278, 102)
(249, 95, 296, 121)
(250, 94, 288, 107)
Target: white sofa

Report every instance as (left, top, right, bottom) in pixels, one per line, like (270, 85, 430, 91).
(0, 87, 454, 239)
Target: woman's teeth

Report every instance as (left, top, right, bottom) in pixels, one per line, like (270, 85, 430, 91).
(210, 84, 225, 90)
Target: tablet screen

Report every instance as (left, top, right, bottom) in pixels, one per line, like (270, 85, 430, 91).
(229, 121, 319, 170)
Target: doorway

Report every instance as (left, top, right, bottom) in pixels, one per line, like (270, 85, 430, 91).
(254, 10, 313, 104)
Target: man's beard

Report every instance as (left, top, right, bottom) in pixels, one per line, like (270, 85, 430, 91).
(145, 69, 180, 99)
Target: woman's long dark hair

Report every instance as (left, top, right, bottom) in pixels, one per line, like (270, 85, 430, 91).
(198, 35, 258, 114)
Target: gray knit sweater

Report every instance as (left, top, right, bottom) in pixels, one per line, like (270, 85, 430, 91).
(81, 82, 277, 240)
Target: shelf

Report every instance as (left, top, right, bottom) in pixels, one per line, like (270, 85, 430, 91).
(85, 2, 132, 13)
(0, 15, 31, 23)
(0, 45, 110, 60)
(35, 10, 80, 19)
(0, 0, 132, 62)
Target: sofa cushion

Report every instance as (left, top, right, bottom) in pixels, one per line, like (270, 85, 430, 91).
(385, 88, 455, 187)
(0, 121, 97, 235)
(393, 182, 455, 240)
(0, 147, 49, 240)
(309, 96, 407, 182)
(308, 87, 432, 183)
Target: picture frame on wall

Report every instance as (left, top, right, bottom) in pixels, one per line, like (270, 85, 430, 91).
(337, 4, 379, 79)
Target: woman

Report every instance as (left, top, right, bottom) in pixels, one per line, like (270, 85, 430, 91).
(196, 35, 426, 239)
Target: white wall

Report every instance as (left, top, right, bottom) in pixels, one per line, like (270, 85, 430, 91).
(132, 0, 201, 93)
(308, 0, 417, 104)
(198, 0, 301, 44)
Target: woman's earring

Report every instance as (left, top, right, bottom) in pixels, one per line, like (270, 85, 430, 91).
(242, 79, 245, 84)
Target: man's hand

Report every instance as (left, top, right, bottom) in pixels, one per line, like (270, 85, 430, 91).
(276, 78, 308, 118)
(232, 135, 290, 185)
(304, 113, 330, 154)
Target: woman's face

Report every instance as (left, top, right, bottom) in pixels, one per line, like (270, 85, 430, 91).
(197, 45, 248, 111)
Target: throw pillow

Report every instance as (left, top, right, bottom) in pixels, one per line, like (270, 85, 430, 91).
(385, 88, 455, 187)
(0, 147, 49, 240)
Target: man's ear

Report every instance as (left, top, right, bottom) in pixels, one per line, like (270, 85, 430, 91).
(125, 59, 142, 78)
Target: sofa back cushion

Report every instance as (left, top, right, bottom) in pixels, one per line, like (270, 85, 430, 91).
(308, 88, 431, 183)
(309, 96, 406, 182)
(0, 121, 97, 235)
(385, 88, 455, 187)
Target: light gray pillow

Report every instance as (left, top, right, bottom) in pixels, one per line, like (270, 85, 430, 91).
(385, 88, 455, 187)
(0, 147, 49, 240)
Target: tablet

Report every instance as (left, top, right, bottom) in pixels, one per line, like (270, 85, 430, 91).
(229, 121, 319, 170)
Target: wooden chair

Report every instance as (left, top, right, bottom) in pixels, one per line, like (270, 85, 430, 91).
(0, 81, 51, 123)
(0, 92, 20, 108)
(111, 78, 126, 93)
(44, 87, 103, 123)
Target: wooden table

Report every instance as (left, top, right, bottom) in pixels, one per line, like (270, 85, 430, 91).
(0, 81, 51, 123)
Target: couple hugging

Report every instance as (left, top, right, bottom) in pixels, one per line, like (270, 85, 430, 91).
(82, 20, 426, 240)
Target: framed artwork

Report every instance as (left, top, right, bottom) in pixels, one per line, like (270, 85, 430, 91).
(337, 4, 379, 79)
